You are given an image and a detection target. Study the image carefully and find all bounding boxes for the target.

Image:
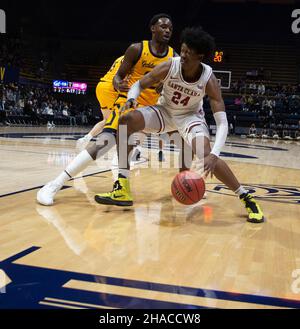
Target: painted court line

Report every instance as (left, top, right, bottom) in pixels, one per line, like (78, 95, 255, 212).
(44, 297, 117, 309)
(63, 280, 288, 309)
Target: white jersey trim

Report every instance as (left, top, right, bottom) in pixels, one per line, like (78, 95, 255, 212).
(179, 62, 208, 86)
(203, 69, 213, 94)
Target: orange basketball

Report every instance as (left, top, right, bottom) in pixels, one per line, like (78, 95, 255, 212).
(171, 170, 206, 205)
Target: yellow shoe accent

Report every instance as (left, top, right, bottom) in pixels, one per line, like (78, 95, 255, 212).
(94, 178, 133, 206)
(240, 193, 264, 223)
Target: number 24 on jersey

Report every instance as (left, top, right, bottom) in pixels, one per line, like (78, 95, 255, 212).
(171, 91, 190, 106)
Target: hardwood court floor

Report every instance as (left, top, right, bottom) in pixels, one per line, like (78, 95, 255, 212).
(0, 127, 300, 309)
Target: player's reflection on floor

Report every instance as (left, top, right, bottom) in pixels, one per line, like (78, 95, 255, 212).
(36, 184, 212, 269)
(35, 204, 132, 266)
(132, 199, 214, 262)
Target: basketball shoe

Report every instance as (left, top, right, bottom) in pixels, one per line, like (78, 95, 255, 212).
(240, 193, 264, 223)
(37, 181, 63, 206)
(94, 177, 133, 206)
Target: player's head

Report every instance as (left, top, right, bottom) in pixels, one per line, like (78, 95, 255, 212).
(149, 13, 173, 44)
(180, 26, 215, 67)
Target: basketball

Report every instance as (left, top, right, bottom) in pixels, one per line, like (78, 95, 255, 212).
(171, 171, 206, 205)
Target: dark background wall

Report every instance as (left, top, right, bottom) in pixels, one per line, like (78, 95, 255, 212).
(2, 0, 300, 44)
(1, 0, 300, 85)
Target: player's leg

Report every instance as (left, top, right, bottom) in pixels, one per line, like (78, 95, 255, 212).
(103, 98, 140, 169)
(36, 129, 117, 205)
(131, 132, 146, 162)
(37, 103, 120, 206)
(158, 138, 165, 162)
(175, 134, 208, 199)
(187, 123, 264, 223)
(80, 110, 110, 138)
(166, 131, 194, 172)
(192, 136, 240, 190)
(77, 109, 111, 150)
(77, 82, 116, 149)
(157, 132, 176, 162)
(94, 106, 165, 206)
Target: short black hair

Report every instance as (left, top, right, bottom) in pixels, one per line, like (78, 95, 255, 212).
(180, 26, 215, 59)
(149, 13, 172, 28)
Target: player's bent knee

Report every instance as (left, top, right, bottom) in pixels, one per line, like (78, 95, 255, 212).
(86, 144, 98, 160)
(92, 132, 117, 160)
(202, 136, 212, 157)
(119, 111, 144, 132)
(191, 135, 211, 158)
(119, 112, 135, 125)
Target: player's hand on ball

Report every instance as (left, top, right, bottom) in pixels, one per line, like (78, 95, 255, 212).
(204, 153, 218, 178)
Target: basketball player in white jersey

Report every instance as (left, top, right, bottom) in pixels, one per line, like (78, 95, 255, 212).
(94, 27, 264, 223)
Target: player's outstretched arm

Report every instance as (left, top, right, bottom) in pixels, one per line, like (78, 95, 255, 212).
(140, 60, 172, 90)
(113, 43, 141, 92)
(123, 60, 172, 111)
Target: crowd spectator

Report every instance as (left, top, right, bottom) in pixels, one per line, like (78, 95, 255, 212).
(248, 123, 257, 137)
(257, 82, 265, 95)
(0, 82, 95, 127)
(261, 125, 269, 138)
(229, 79, 300, 125)
(231, 79, 300, 98)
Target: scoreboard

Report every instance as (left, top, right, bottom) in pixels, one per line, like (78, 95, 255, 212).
(53, 80, 87, 95)
(213, 51, 224, 63)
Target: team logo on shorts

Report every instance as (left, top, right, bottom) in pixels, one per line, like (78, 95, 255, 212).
(208, 184, 300, 204)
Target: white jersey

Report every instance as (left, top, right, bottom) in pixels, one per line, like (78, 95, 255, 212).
(158, 57, 212, 117)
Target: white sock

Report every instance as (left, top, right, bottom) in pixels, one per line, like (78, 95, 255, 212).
(111, 151, 119, 181)
(234, 185, 248, 196)
(66, 149, 93, 176)
(54, 150, 93, 186)
(119, 169, 130, 178)
(53, 171, 70, 187)
(111, 152, 119, 169)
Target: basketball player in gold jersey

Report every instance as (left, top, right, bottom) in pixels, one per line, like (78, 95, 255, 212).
(76, 56, 124, 149)
(102, 15, 175, 161)
(37, 13, 176, 206)
(77, 55, 166, 160)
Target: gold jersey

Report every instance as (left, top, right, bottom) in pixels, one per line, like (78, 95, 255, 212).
(103, 43, 174, 133)
(128, 40, 174, 106)
(95, 56, 124, 110)
(101, 56, 124, 83)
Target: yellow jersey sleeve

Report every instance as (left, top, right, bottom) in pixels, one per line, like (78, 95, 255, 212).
(101, 55, 124, 83)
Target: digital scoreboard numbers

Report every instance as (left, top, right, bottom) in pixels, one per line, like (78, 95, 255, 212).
(53, 80, 87, 95)
(213, 51, 224, 63)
